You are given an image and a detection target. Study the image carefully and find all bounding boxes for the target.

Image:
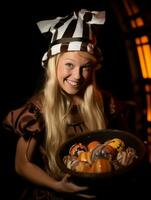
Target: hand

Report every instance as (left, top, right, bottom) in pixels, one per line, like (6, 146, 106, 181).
(56, 174, 87, 193)
(55, 174, 96, 199)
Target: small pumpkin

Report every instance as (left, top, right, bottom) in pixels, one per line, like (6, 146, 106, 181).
(75, 161, 91, 173)
(91, 159, 112, 173)
(78, 151, 92, 164)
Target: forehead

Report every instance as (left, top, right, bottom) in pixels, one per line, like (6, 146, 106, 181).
(59, 51, 96, 63)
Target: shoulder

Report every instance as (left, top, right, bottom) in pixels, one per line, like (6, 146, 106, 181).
(2, 94, 45, 139)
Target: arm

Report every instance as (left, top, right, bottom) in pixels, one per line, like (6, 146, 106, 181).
(15, 137, 89, 194)
(15, 136, 58, 190)
(3, 99, 92, 197)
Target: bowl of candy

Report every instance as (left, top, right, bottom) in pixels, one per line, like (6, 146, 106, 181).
(56, 129, 146, 181)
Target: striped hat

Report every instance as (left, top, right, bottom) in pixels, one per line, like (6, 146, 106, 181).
(37, 9, 105, 66)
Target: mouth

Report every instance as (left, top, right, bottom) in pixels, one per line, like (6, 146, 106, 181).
(66, 79, 81, 87)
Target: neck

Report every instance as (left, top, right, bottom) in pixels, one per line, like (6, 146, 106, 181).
(72, 96, 82, 105)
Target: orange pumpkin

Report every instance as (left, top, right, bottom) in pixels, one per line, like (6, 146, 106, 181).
(78, 151, 92, 164)
(75, 161, 91, 173)
(91, 159, 112, 173)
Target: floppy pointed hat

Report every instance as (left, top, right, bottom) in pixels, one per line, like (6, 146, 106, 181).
(37, 9, 105, 66)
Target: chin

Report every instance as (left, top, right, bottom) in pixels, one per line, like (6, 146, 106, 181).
(64, 87, 80, 95)
(66, 90, 79, 95)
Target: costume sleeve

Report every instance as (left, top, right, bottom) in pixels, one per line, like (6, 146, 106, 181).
(2, 99, 44, 140)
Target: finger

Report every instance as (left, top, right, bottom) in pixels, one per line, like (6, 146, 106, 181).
(63, 174, 88, 190)
(76, 193, 96, 199)
(62, 174, 89, 193)
(67, 182, 88, 192)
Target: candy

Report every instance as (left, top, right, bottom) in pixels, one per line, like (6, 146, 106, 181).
(87, 140, 101, 152)
(104, 138, 125, 152)
(69, 143, 87, 157)
(63, 138, 138, 174)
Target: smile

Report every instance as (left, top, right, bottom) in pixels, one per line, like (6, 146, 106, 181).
(66, 79, 80, 87)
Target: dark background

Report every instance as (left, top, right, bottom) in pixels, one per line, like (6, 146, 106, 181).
(0, 0, 150, 199)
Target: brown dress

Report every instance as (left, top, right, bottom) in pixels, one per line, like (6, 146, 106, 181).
(2, 92, 130, 200)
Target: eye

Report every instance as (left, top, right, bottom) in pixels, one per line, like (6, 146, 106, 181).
(65, 63, 74, 69)
(82, 63, 92, 71)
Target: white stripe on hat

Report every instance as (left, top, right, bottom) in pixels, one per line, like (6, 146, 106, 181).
(72, 14, 83, 38)
(51, 43, 62, 55)
(55, 15, 75, 40)
(68, 41, 82, 51)
(37, 17, 62, 33)
(90, 11, 106, 24)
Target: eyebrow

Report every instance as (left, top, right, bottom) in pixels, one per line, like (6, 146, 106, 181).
(65, 58, 92, 65)
(64, 58, 75, 62)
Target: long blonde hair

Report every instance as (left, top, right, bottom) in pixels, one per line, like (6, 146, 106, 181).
(42, 52, 106, 178)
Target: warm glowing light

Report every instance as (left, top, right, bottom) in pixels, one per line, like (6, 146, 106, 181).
(145, 85, 151, 122)
(135, 38, 141, 45)
(141, 36, 149, 43)
(146, 94, 151, 121)
(135, 37, 151, 79)
(130, 20, 136, 28)
(142, 45, 151, 78)
(145, 85, 151, 93)
(136, 17, 144, 27)
(136, 44, 148, 78)
(124, 0, 151, 163)
(130, 18, 143, 28)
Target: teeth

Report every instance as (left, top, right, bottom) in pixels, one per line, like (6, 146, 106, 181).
(67, 80, 79, 86)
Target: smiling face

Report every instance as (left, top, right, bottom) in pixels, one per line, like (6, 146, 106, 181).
(56, 51, 96, 96)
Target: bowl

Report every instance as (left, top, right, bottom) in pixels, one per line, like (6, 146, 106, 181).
(56, 129, 146, 182)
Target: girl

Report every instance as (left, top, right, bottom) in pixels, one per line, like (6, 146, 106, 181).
(3, 9, 128, 199)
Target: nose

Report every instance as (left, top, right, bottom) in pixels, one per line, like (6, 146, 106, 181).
(72, 66, 81, 79)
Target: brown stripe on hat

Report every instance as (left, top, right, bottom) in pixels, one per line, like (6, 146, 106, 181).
(82, 21, 90, 41)
(61, 19, 77, 39)
(83, 11, 93, 22)
(80, 41, 88, 52)
(51, 13, 74, 43)
(60, 20, 77, 52)
(54, 12, 74, 29)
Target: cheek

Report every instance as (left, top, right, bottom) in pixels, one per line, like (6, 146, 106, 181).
(57, 68, 70, 86)
(57, 65, 64, 80)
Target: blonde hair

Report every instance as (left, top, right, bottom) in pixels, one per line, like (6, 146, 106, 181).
(42, 52, 106, 178)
